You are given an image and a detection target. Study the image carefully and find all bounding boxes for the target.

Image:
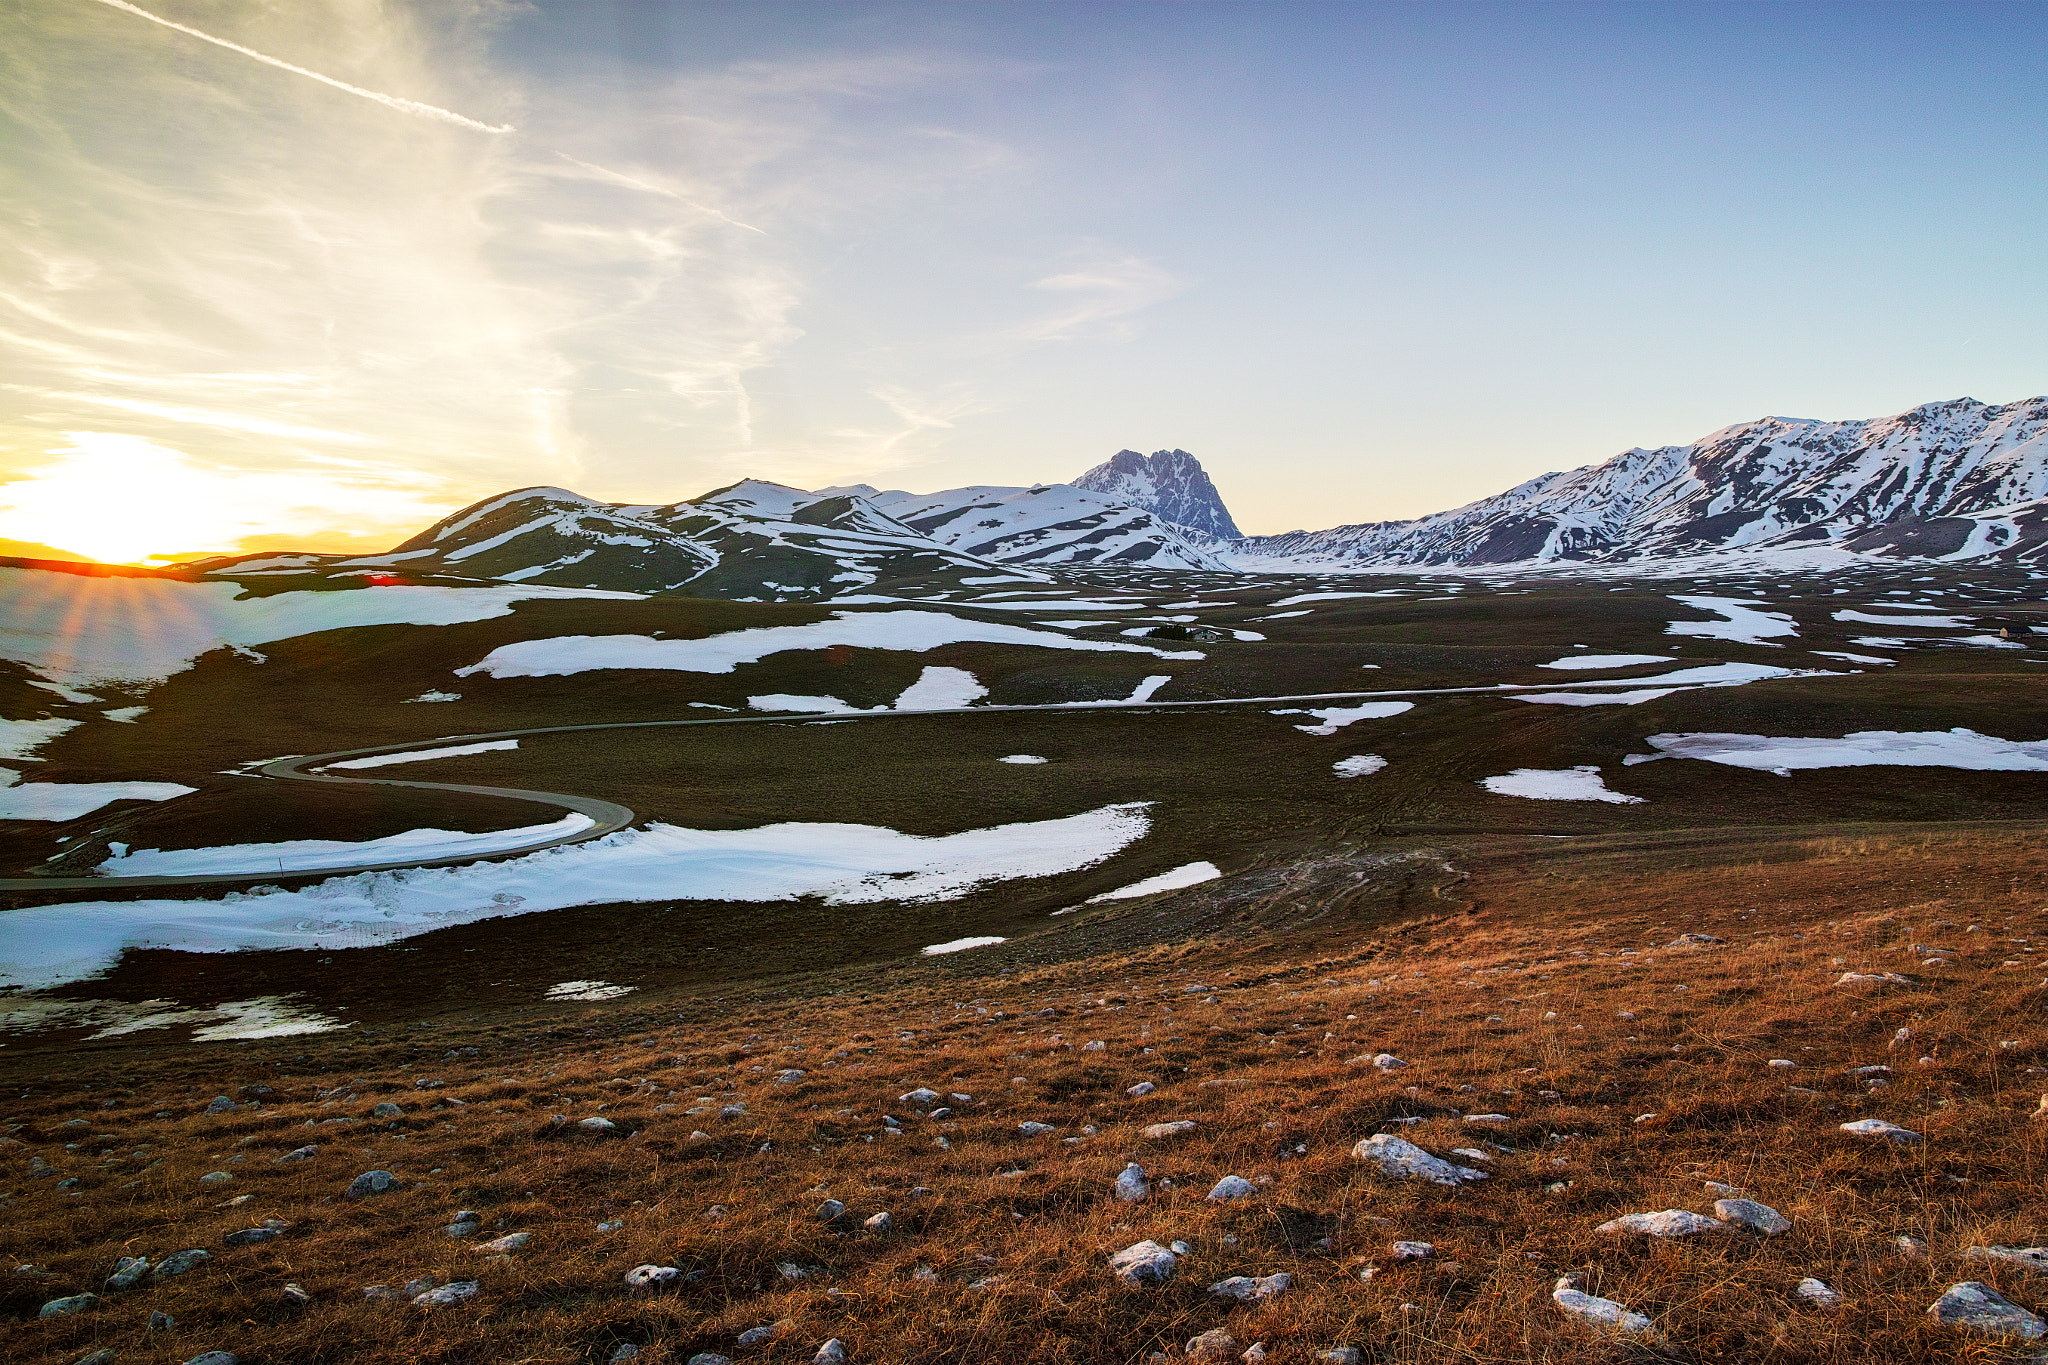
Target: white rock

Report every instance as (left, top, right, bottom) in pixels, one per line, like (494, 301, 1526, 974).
(1462, 1113, 1511, 1124)
(1372, 1053, 1408, 1071)
(1834, 971, 1915, 987)
(1840, 1118, 1921, 1143)
(1713, 1199, 1790, 1235)
(863, 1211, 894, 1233)
(1241, 1345, 1267, 1364)
(1316, 1351, 1363, 1365)
(1391, 1241, 1433, 1261)
(1795, 1277, 1841, 1308)
(1109, 1240, 1177, 1286)
(1896, 1235, 1928, 1259)
(1082, 1040, 1105, 1052)
(1596, 1210, 1725, 1237)
(474, 1233, 530, 1254)
(1017, 1121, 1056, 1137)
(1928, 1282, 2048, 1340)
(1142, 1120, 1197, 1140)
(814, 1340, 848, 1364)
(1702, 1181, 1743, 1196)
(1209, 1272, 1291, 1301)
(899, 1088, 940, 1106)
(1552, 1277, 1661, 1340)
(411, 1281, 480, 1308)
(1964, 1246, 2048, 1273)
(1127, 1081, 1156, 1098)
(1207, 1175, 1255, 1202)
(1115, 1163, 1150, 1202)
(623, 1265, 680, 1291)
(1352, 1134, 1487, 1185)
(737, 1322, 788, 1348)
(1768, 1059, 1795, 1069)
(1185, 1328, 1236, 1361)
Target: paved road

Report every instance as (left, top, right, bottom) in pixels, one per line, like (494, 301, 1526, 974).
(0, 676, 1649, 894)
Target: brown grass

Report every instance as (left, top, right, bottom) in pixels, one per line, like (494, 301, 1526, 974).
(4, 827, 2048, 1363)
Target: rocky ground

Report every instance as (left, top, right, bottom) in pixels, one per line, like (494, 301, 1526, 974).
(4, 822, 2046, 1364)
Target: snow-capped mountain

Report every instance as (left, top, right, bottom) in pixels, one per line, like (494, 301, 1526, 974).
(1234, 397, 2048, 567)
(1072, 449, 1242, 540)
(837, 481, 1231, 570)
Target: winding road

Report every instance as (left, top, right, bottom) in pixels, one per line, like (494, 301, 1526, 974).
(0, 673, 1718, 894)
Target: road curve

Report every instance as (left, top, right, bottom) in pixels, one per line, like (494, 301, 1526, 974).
(0, 675, 1657, 894)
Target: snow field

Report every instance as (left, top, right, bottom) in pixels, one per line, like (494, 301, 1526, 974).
(1270, 700, 1414, 736)
(1539, 654, 1674, 670)
(0, 779, 195, 821)
(1666, 596, 1799, 647)
(1481, 766, 1644, 804)
(97, 814, 595, 876)
(1085, 861, 1222, 903)
(3, 803, 1154, 989)
(1647, 728, 2048, 774)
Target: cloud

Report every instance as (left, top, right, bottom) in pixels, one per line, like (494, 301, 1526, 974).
(85, 0, 514, 133)
(0, 432, 452, 563)
(34, 391, 371, 444)
(1015, 254, 1187, 343)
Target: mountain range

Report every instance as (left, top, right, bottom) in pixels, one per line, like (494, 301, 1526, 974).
(166, 397, 2048, 599)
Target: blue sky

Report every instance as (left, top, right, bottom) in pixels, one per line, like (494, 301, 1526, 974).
(3, 0, 2045, 559)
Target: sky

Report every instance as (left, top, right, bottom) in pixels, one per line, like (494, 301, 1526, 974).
(3, 0, 2046, 562)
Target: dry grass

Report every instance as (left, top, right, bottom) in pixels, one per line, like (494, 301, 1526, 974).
(5, 829, 2048, 1364)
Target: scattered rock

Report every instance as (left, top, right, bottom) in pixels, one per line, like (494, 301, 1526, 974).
(198, 1171, 234, 1185)
(775, 1069, 806, 1085)
(1714, 1199, 1791, 1235)
(204, 1096, 237, 1116)
(1897, 1235, 1928, 1259)
(39, 1293, 96, 1317)
(1115, 1163, 1150, 1202)
(1928, 1282, 2047, 1340)
(1795, 1277, 1841, 1308)
(1965, 1246, 2048, 1273)
(412, 1281, 481, 1308)
(345, 1169, 400, 1198)
(1552, 1275, 1662, 1341)
(1598, 1210, 1726, 1237)
(623, 1265, 681, 1291)
(446, 1211, 482, 1238)
(1392, 1241, 1434, 1261)
(1372, 1053, 1408, 1071)
(864, 1211, 894, 1232)
(1840, 1118, 1921, 1143)
(70, 1352, 116, 1365)
(687, 1356, 734, 1365)
(1462, 1113, 1511, 1125)
(281, 1282, 312, 1306)
(184, 1354, 238, 1365)
(223, 1223, 285, 1247)
(106, 1255, 148, 1290)
(1186, 1328, 1238, 1361)
(370, 1102, 403, 1119)
(1352, 1134, 1487, 1185)
(1668, 933, 1722, 947)
(1141, 1120, 1197, 1140)
(1109, 1240, 1177, 1286)
(1834, 972, 1915, 987)
(737, 1321, 789, 1348)
(1316, 1351, 1363, 1365)
(1127, 1081, 1156, 1098)
(153, 1249, 210, 1280)
(1210, 1272, 1291, 1301)
(475, 1233, 530, 1254)
(150, 1311, 175, 1330)
(899, 1088, 941, 1107)
(814, 1341, 847, 1364)
(1204, 1174, 1256, 1204)
(818, 1199, 847, 1222)
(1768, 1059, 1796, 1069)
(1241, 1345, 1267, 1364)
(275, 1145, 317, 1164)
(608, 1346, 640, 1364)
(1017, 1122, 1056, 1137)
(578, 1116, 620, 1136)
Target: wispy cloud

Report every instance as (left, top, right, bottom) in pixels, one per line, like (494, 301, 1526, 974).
(1015, 254, 1186, 343)
(85, 0, 514, 133)
(34, 390, 371, 444)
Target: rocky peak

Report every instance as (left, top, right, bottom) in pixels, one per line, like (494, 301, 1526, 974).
(1073, 449, 1242, 540)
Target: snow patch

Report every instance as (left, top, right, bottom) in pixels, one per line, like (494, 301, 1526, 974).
(1270, 700, 1414, 735)
(921, 936, 1007, 956)
(326, 740, 518, 770)
(1513, 688, 1683, 707)
(546, 980, 634, 1001)
(0, 717, 80, 761)
(1648, 728, 2048, 773)
(1332, 754, 1388, 778)
(1086, 861, 1222, 902)
(999, 755, 1048, 764)
(1482, 766, 1643, 804)
(749, 694, 864, 714)
(1539, 654, 1674, 670)
(894, 666, 988, 710)
(1667, 596, 1798, 647)
(96, 814, 593, 876)
(0, 781, 194, 821)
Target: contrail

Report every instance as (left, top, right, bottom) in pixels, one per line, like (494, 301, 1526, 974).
(87, 0, 515, 134)
(556, 154, 766, 233)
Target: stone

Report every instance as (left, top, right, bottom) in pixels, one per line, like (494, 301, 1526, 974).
(1834, 972, 1914, 987)
(1241, 1345, 1267, 1364)
(775, 1069, 806, 1085)
(609, 1346, 640, 1363)
(281, 1282, 312, 1306)
(204, 1096, 237, 1115)
(1017, 1121, 1056, 1137)
(1116, 1163, 1150, 1201)
(1208, 1175, 1255, 1202)
(578, 1116, 620, 1136)
(863, 1210, 893, 1232)
(412, 1280, 481, 1308)
(1186, 1328, 1238, 1361)
(1391, 1241, 1434, 1261)
(199, 1171, 234, 1185)
(1552, 1276, 1662, 1340)
(446, 1211, 482, 1237)
(1795, 1277, 1841, 1308)
(150, 1311, 175, 1330)
(1896, 1235, 1928, 1259)
(1372, 1053, 1408, 1070)
(1141, 1120, 1197, 1140)
(814, 1341, 848, 1364)
(1928, 1282, 2047, 1340)
(1127, 1081, 1156, 1097)
(899, 1088, 941, 1106)
(405, 1278, 437, 1297)
(1352, 1134, 1487, 1185)
(1316, 1351, 1363, 1365)
(1210, 1272, 1291, 1301)
(817, 1199, 847, 1222)
(275, 1145, 317, 1164)
(623, 1264, 681, 1291)
(371, 1102, 403, 1119)
(70, 1353, 116, 1365)
(1768, 1059, 1796, 1069)
(39, 1293, 96, 1317)
(184, 1355, 239, 1365)
(476, 1233, 530, 1254)
(737, 1321, 789, 1347)
(1964, 1246, 2048, 1273)
(223, 1225, 282, 1247)
(1462, 1113, 1511, 1124)
(153, 1249, 210, 1280)
(345, 1169, 400, 1198)
(1109, 1240, 1177, 1286)
(1713, 1199, 1791, 1235)
(688, 1356, 735, 1365)
(1840, 1118, 1921, 1143)
(106, 1255, 148, 1289)
(1597, 1210, 1726, 1237)
(362, 1284, 398, 1301)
